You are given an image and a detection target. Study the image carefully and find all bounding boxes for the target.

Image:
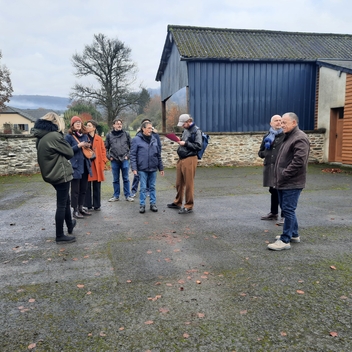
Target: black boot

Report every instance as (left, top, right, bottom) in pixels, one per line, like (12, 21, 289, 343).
(73, 208, 84, 219)
(68, 219, 77, 234)
(56, 235, 76, 244)
(79, 206, 92, 216)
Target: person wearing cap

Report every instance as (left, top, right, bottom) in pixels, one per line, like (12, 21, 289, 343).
(105, 118, 134, 202)
(65, 116, 93, 219)
(167, 114, 202, 214)
(130, 118, 161, 198)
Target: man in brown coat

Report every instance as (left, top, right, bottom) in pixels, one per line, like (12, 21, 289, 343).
(258, 115, 285, 224)
(268, 112, 310, 251)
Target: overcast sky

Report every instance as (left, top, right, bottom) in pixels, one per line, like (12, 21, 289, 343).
(1, 0, 352, 97)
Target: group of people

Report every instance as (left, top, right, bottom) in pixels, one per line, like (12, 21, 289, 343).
(34, 114, 108, 243)
(33, 109, 309, 252)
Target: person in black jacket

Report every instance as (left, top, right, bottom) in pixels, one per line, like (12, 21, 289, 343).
(167, 114, 202, 214)
(105, 118, 134, 202)
(130, 121, 164, 213)
(33, 112, 76, 243)
(65, 116, 92, 219)
(258, 115, 285, 225)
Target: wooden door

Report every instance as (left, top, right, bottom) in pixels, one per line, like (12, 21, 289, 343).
(329, 108, 344, 162)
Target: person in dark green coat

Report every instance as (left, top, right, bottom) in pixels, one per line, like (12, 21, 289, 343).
(33, 112, 76, 243)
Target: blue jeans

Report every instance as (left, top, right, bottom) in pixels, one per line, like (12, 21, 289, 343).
(131, 173, 150, 194)
(278, 189, 302, 243)
(111, 159, 131, 198)
(138, 171, 157, 206)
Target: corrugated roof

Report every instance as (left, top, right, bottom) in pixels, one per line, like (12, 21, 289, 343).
(169, 25, 352, 60)
(156, 25, 352, 81)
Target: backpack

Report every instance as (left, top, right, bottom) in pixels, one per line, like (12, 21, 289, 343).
(190, 127, 210, 160)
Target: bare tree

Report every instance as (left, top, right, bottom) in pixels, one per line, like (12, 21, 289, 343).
(0, 51, 13, 111)
(71, 33, 140, 126)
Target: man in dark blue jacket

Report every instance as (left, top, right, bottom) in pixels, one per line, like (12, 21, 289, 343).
(130, 121, 164, 213)
(130, 118, 161, 197)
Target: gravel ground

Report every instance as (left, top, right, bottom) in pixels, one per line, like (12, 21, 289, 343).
(1, 164, 352, 352)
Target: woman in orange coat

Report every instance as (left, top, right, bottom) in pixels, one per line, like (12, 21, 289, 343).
(84, 120, 108, 211)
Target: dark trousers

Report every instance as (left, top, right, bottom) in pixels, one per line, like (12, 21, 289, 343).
(53, 182, 73, 238)
(269, 186, 280, 215)
(84, 181, 101, 209)
(71, 171, 89, 209)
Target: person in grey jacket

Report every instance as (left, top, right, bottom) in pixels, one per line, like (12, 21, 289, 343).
(130, 121, 164, 213)
(167, 114, 202, 214)
(268, 112, 310, 251)
(34, 112, 76, 243)
(105, 118, 134, 202)
(258, 114, 285, 224)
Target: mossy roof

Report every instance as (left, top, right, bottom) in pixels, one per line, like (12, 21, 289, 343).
(168, 25, 352, 60)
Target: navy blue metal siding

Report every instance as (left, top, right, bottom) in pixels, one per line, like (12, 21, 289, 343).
(188, 61, 316, 132)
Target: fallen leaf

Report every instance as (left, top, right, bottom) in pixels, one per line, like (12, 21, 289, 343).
(280, 331, 287, 336)
(183, 333, 190, 338)
(87, 333, 92, 336)
(330, 266, 337, 270)
(330, 331, 338, 337)
(159, 307, 169, 313)
(155, 295, 162, 299)
(28, 298, 35, 303)
(240, 310, 247, 315)
(239, 293, 247, 297)
(72, 258, 78, 261)
(340, 295, 348, 300)
(296, 290, 305, 295)
(86, 291, 92, 295)
(174, 249, 180, 252)
(28, 343, 36, 349)
(166, 283, 173, 287)
(119, 327, 125, 331)
(204, 272, 209, 275)
(155, 282, 161, 285)
(185, 321, 191, 325)
(126, 280, 132, 283)
(77, 284, 85, 288)
(147, 250, 153, 254)
(201, 275, 208, 279)
(178, 279, 185, 284)
(84, 255, 89, 258)
(145, 320, 154, 325)
(99, 331, 106, 336)
(197, 313, 205, 318)
(212, 235, 217, 238)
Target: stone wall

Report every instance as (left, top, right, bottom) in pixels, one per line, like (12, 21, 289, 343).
(160, 130, 325, 168)
(0, 134, 39, 175)
(0, 131, 325, 175)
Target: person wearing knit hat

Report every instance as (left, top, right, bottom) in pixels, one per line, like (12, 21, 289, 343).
(65, 116, 93, 219)
(71, 116, 82, 126)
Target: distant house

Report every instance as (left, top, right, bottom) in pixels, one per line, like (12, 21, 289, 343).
(156, 25, 352, 131)
(0, 107, 60, 134)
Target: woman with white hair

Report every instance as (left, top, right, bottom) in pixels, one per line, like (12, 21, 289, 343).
(33, 112, 76, 243)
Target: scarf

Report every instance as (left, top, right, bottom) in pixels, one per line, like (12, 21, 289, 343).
(264, 127, 283, 150)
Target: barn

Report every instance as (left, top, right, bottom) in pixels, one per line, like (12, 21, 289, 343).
(156, 25, 352, 165)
